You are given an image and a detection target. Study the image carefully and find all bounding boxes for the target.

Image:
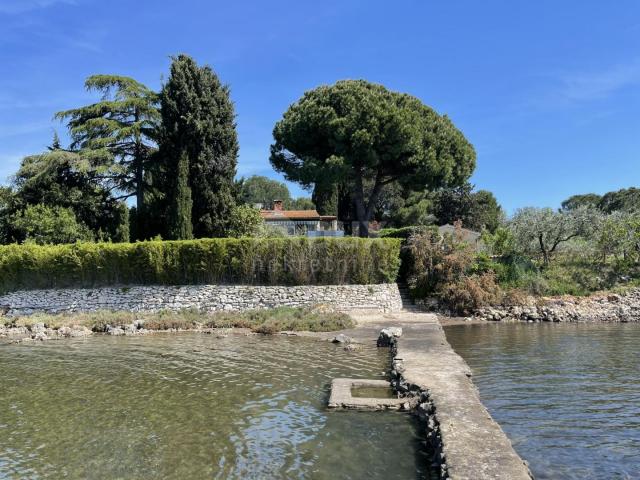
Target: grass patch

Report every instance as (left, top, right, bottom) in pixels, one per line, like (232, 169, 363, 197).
(3, 306, 355, 334)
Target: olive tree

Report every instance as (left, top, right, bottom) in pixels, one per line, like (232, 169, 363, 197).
(509, 207, 599, 265)
(270, 80, 476, 237)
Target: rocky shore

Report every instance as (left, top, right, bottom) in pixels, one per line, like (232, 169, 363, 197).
(0, 321, 238, 344)
(474, 288, 640, 323)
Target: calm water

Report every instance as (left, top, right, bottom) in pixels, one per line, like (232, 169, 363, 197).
(445, 323, 640, 480)
(0, 334, 428, 479)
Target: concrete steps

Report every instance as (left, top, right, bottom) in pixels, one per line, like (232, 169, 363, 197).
(398, 284, 422, 313)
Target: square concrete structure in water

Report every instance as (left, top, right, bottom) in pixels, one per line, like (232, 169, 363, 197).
(328, 378, 408, 410)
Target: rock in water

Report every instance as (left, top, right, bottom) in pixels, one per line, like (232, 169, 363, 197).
(377, 327, 402, 347)
(332, 334, 352, 344)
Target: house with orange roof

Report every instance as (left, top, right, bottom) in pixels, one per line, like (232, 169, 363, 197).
(259, 200, 343, 237)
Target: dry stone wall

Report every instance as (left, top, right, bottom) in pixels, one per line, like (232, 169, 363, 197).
(0, 284, 403, 316)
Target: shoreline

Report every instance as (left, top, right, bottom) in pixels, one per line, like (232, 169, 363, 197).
(472, 287, 640, 323)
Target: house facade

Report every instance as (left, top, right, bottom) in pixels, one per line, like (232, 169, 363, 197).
(260, 200, 343, 237)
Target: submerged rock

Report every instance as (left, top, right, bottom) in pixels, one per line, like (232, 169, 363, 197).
(332, 334, 352, 344)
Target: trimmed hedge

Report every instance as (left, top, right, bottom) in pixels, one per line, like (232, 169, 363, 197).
(0, 237, 401, 294)
(378, 225, 438, 240)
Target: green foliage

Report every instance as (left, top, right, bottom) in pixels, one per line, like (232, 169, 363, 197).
(227, 205, 264, 237)
(158, 54, 238, 238)
(0, 187, 13, 244)
(8, 150, 127, 242)
(433, 184, 503, 232)
(405, 230, 502, 313)
(270, 79, 476, 236)
(237, 175, 316, 211)
(561, 187, 640, 214)
(238, 175, 290, 208)
(379, 225, 437, 239)
(55, 74, 160, 227)
(379, 188, 435, 227)
(598, 187, 640, 214)
(509, 207, 598, 265)
(289, 197, 316, 210)
(9, 204, 93, 245)
(561, 193, 602, 211)
(167, 150, 193, 240)
(0, 237, 401, 294)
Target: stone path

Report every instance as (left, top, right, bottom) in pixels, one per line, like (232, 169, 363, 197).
(339, 311, 533, 480)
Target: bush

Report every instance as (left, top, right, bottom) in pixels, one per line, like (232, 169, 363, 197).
(441, 273, 502, 315)
(0, 237, 401, 294)
(10, 204, 94, 245)
(405, 230, 505, 313)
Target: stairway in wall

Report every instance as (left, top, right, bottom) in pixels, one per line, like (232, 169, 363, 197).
(397, 284, 422, 312)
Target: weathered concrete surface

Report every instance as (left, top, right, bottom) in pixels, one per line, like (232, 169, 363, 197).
(328, 378, 409, 410)
(344, 311, 532, 480)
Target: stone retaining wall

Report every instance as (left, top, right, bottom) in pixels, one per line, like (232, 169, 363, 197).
(475, 288, 640, 323)
(0, 284, 403, 316)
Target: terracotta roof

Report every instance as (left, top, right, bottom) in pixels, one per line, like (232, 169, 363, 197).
(260, 209, 336, 221)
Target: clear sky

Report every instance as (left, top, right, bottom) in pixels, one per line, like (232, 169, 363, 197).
(1, 0, 639, 213)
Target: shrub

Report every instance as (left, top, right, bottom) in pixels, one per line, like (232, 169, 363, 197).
(441, 273, 502, 315)
(10, 204, 94, 245)
(0, 237, 401, 294)
(406, 230, 504, 312)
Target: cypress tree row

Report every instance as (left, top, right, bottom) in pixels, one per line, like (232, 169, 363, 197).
(168, 150, 193, 240)
(159, 54, 239, 238)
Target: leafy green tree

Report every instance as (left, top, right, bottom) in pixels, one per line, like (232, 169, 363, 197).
(9, 149, 129, 242)
(468, 190, 503, 233)
(561, 193, 602, 211)
(598, 187, 640, 214)
(0, 187, 14, 244)
(227, 204, 264, 237)
(55, 75, 160, 231)
(167, 150, 193, 240)
(10, 204, 93, 245)
(159, 54, 239, 238)
(432, 184, 502, 232)
(595, 212, 640, 264)
(289, 197, 315, 210)
(238, 175, 291, 208)
(509, 207, 598, 265)
(433, 184, 473, 226)
(270, 80, 476, 236)
(237, 175, 315, 211)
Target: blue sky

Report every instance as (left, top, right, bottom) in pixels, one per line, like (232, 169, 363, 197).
(1, 0, 639, 213)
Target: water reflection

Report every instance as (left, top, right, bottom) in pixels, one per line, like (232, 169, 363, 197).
(0, 334, 429, 479)
(445, 323, 640, 480)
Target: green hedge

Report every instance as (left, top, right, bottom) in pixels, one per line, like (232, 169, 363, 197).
(378, 225, 438, 240)
(0, 237, 401, 294)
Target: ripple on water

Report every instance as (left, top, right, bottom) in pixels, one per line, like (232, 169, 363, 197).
(0, 333, 430, 479)
(445, 322, 640, 480)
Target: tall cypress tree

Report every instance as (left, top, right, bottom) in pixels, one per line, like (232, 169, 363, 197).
(159, 54, 238, 238)
(168, 150, 193, 240)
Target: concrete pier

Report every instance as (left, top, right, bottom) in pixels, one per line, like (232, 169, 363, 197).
(343, 311, 533, 480)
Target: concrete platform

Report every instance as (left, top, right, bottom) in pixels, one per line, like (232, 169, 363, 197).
(327, 378, 410, 410)
(322, 311, 532, 480)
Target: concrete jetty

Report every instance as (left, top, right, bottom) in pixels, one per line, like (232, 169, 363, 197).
(343, 311, 533, 480)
